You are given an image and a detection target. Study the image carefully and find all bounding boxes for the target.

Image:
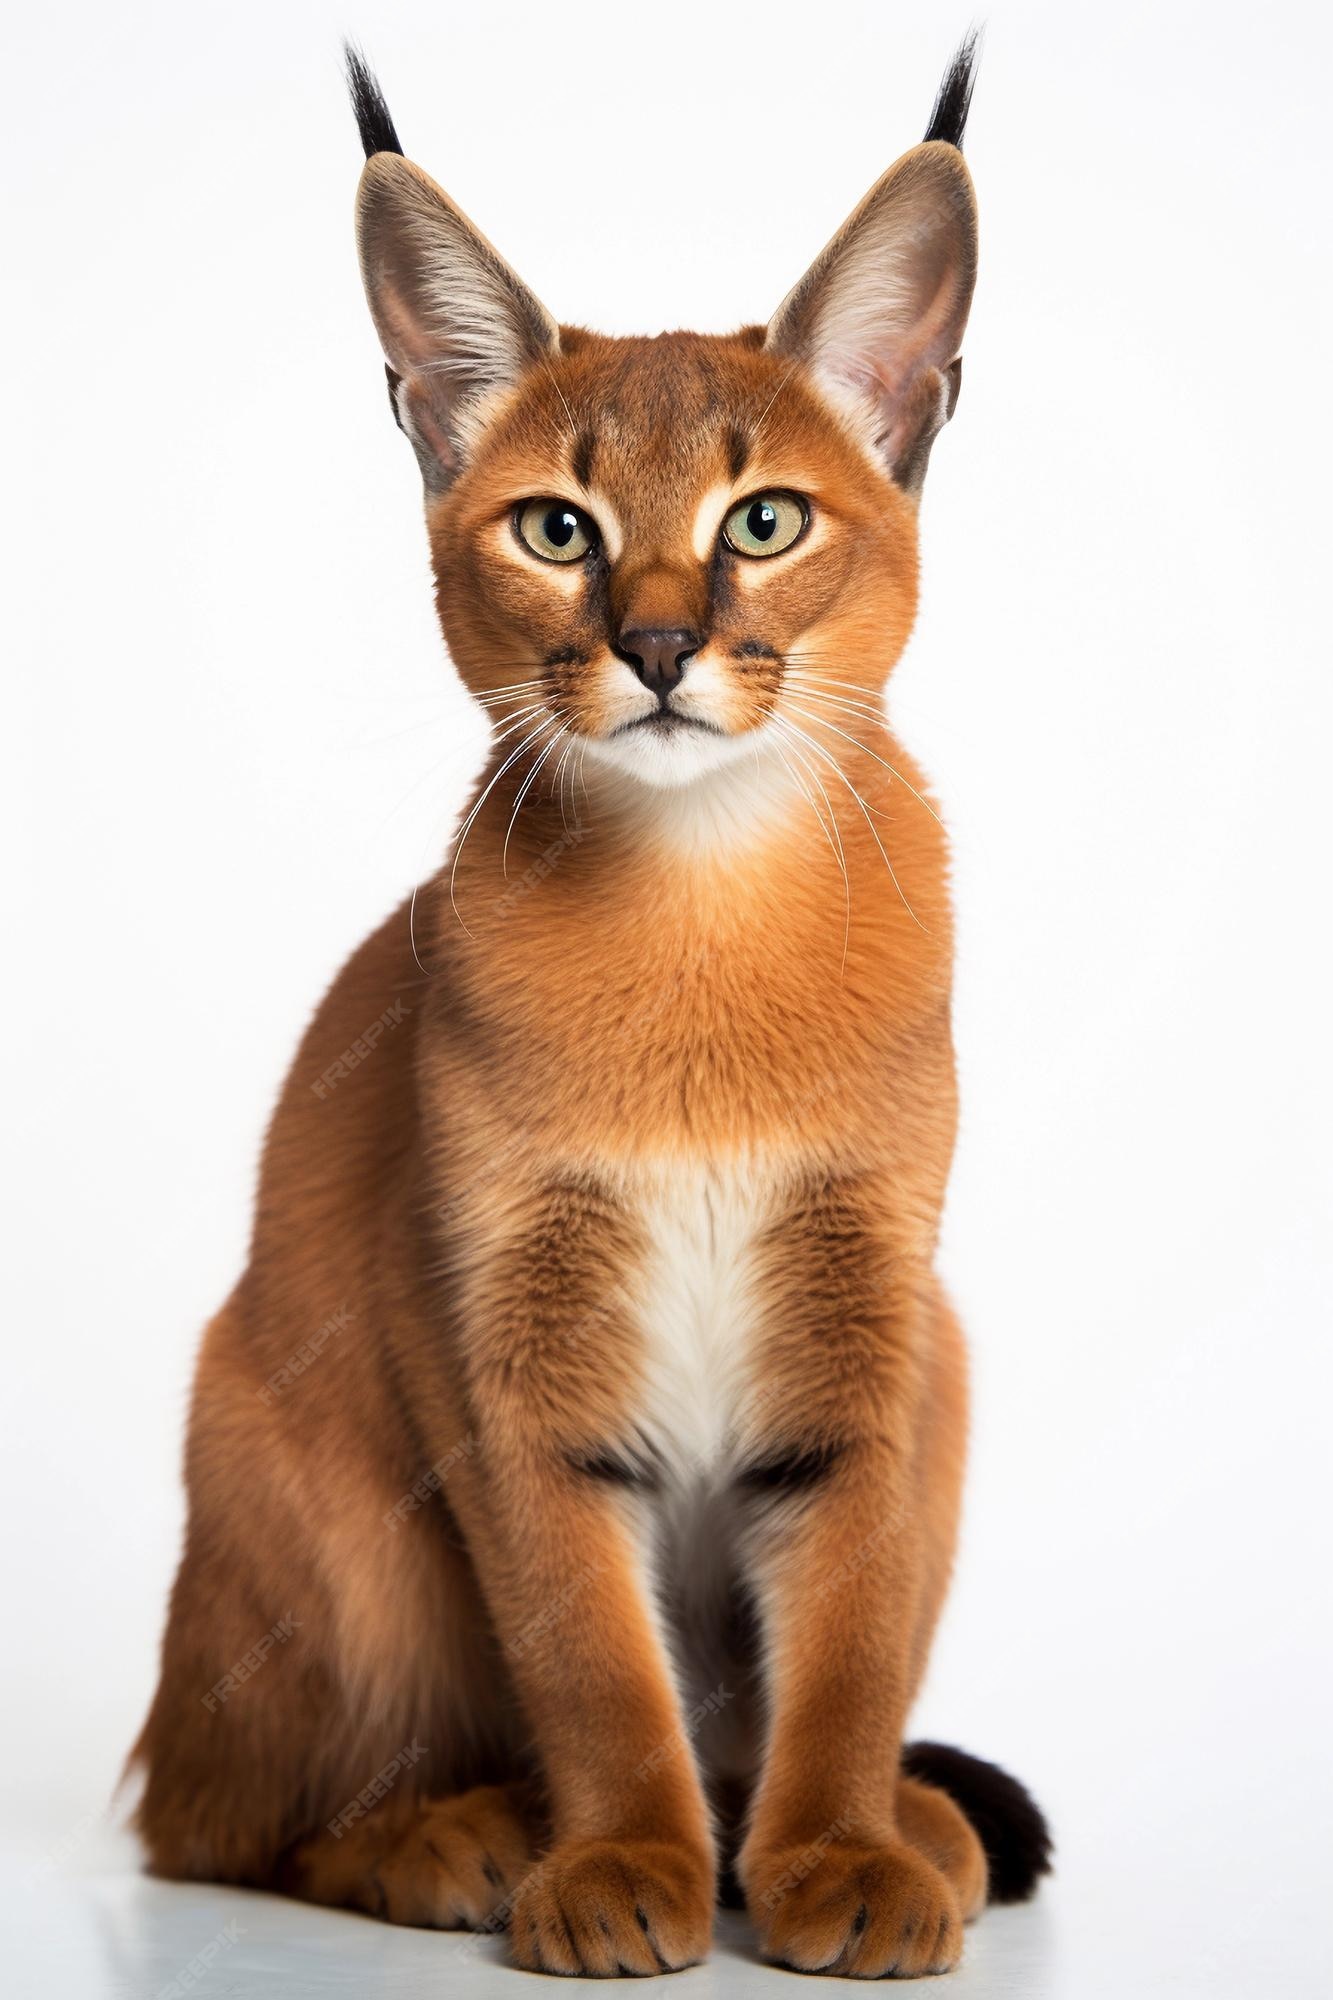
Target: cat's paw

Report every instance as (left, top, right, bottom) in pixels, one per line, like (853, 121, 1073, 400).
(369, 1787, 535, 1928)
(509, 1837, 713, 1976)
(745, 1838, 962, 1977)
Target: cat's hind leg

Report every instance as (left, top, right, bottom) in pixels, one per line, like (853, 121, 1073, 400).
(278, 1783, 539, 1929)
(133, 1300, 532, 1922)
(894, 1771, 988, 1922)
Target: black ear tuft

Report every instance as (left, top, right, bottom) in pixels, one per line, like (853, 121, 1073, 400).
(901, 1741, 1052, 1903)
(344, 42, 403, 159)
(923, 29, 981, 149)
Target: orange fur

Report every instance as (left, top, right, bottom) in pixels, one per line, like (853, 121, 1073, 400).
(133, 43, 1051, 1980)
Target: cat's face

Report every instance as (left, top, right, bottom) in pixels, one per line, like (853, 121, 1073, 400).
(352, 67, 976, 795)
(431, 329, 921, 791)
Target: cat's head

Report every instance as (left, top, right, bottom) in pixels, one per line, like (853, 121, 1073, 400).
(348, 44, 977, 795)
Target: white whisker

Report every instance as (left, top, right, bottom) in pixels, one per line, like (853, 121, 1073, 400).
(551, 737, 575, 834)
(750, 358, 803, 444)
(770, 717, 852, 971)
(776, 716, 925, 931)
(782, 675, 890, 724)
(771, 737, 844, 875)
(781, 696, 943, 828)
(502, 727, 567, 876)
(473, 679, 548, 707)
(375, 699, 547, 841)
(442, 714, 560, 942)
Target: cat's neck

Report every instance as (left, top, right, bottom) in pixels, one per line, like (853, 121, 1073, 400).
(436, 714, 949, 967)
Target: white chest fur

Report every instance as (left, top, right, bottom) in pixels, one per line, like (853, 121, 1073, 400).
(624, 1160, 775, 1786)
(629, 1159, 772, 1490)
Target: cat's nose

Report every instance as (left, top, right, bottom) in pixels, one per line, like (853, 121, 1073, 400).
(615, 627, 701, 700)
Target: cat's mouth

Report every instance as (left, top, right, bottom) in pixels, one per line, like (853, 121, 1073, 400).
(610, 710, 722, 740)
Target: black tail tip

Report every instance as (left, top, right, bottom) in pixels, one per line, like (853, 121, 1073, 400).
(923, 28, 982, 149)
(902, 1740, 1052, 1903)
(344, 42, 403, 160)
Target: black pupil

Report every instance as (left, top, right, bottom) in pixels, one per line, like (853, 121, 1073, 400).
(545, 508, 579, 548)
(747, 500, 778, 542)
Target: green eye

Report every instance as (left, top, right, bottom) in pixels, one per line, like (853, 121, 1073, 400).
(722, 490, 808, 559)
(516, 499, 598, 564)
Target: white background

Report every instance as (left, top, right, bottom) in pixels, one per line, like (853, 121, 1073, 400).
(4, 1, 1330, 1994)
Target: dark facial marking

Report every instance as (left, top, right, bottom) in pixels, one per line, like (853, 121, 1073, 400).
(580, 543, 614, 649)
(737, 1439, 843, 1498)
(727, 424, 750, 481)
(567, 1444, 658, 1491)
(708, 537, 737, 622)
(571, 428, 596, 490)
(731, 639, 780, 661)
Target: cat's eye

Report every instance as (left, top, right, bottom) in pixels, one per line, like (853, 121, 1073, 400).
(722, 491, 808, 559)
(515, 499, 598, 564)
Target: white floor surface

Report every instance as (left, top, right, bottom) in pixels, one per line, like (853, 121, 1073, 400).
(2, 1814, 1323, 1999)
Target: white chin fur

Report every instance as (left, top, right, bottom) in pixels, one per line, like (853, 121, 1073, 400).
(580, 720, 761, 791)
(577, 724, 802, 857)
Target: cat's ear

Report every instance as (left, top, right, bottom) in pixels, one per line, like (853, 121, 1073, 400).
(766, 142, 978, 495)
(355, 155, 560, 490)
(346, 54, 558, 491)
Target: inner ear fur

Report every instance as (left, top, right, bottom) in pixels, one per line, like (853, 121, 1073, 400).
(766, 141, 978, 495)
(355, 153, 559, 490)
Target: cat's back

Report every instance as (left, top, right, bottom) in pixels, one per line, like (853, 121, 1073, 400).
(258, 899, 424, 1214)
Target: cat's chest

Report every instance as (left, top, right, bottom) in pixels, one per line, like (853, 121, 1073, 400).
(626, 1159, 774, 1487)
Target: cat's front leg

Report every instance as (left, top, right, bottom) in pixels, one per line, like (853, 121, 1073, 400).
(737, 1184, 970, 1978)
(448, 1176, 715, 1975)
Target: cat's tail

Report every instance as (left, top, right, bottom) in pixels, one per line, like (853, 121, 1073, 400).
(901, 1741, 1053, 1903)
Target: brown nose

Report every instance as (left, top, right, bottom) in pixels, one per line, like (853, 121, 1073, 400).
(615, 627, 701, 700)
